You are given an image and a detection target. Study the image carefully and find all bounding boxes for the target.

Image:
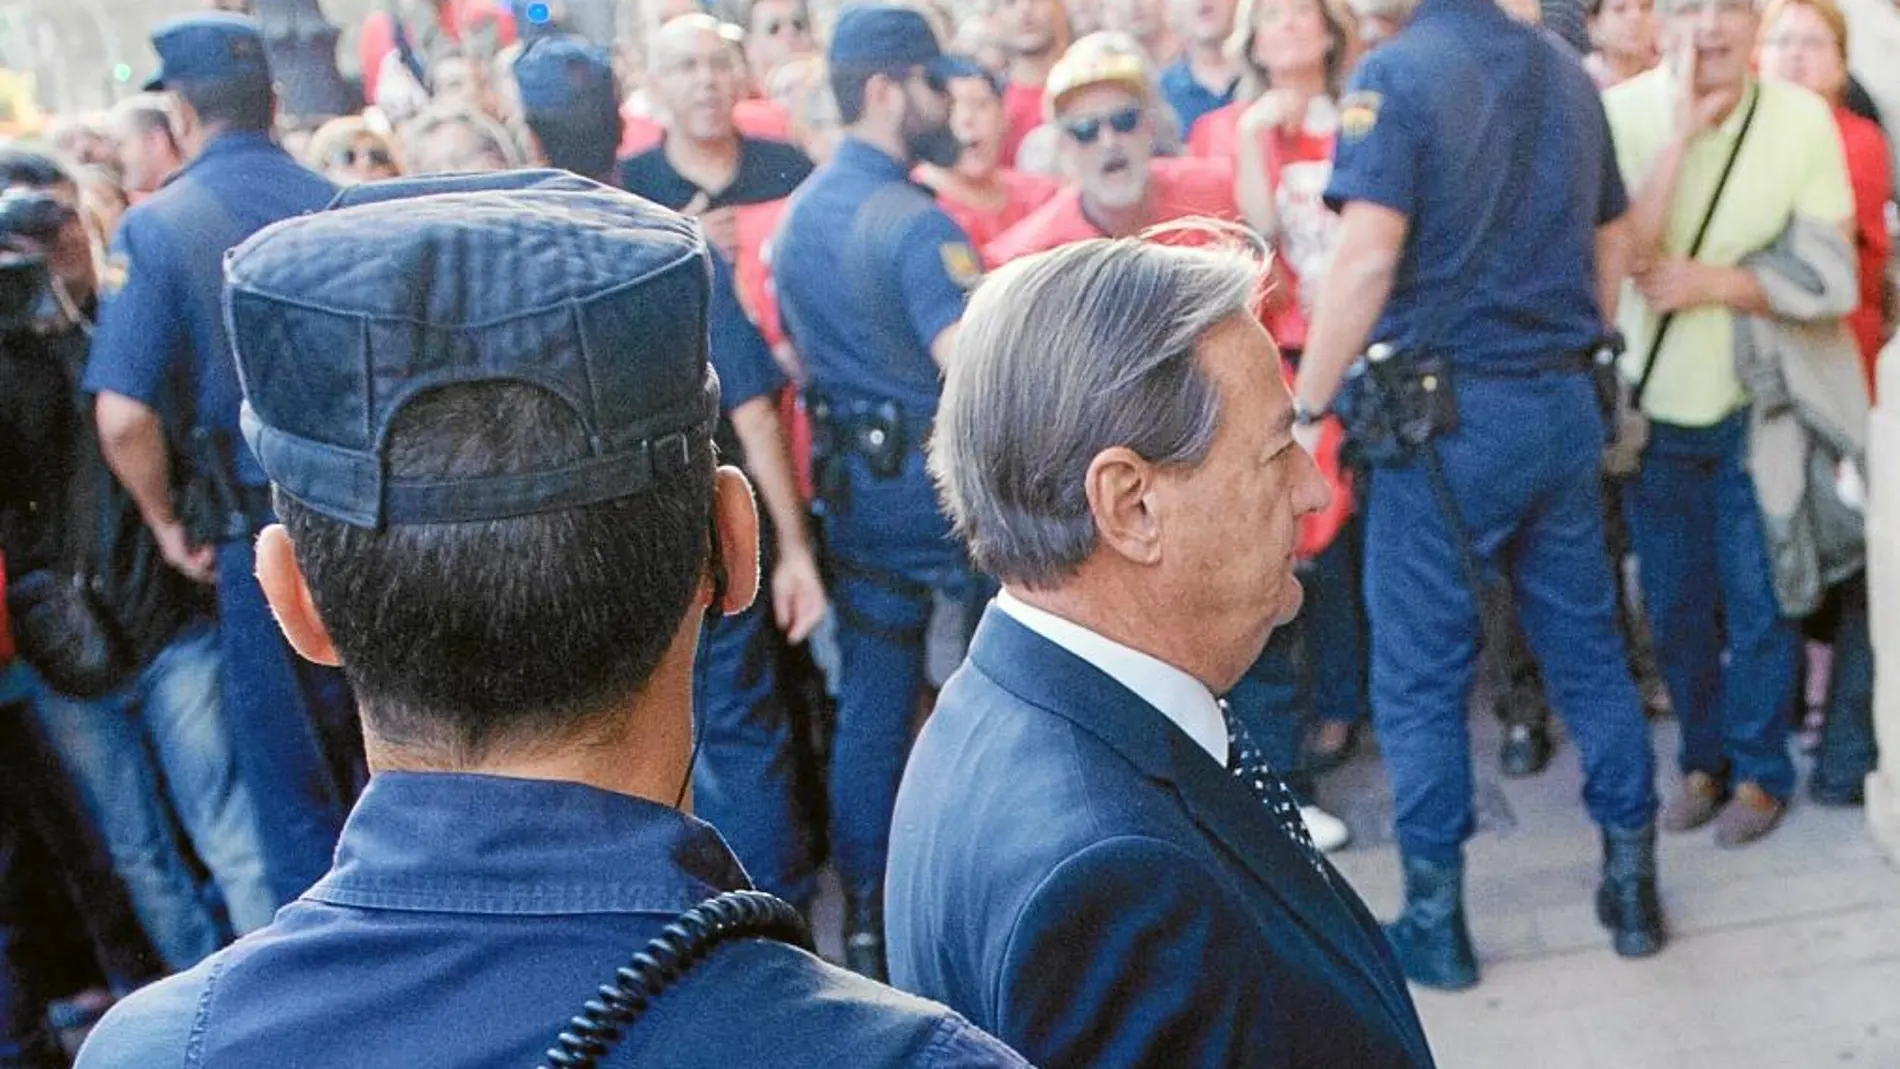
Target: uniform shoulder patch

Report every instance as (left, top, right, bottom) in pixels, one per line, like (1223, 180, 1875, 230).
(939, 242, 982, 289)
(1340, 91, 1383, 141)
(100, 253, 129, 296)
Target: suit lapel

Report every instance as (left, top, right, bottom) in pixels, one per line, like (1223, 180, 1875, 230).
(969, 608, 1424, 1047)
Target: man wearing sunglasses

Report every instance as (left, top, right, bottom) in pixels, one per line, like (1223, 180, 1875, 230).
(745, 0, 816, 87)
(985, 31, 1237, 266)
(772, 3, 982, 983)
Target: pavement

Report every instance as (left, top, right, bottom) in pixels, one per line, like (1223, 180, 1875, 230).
(1318, 713, 1900, 1069)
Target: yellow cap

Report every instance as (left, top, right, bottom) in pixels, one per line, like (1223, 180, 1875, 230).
(1043, 33, 1150, 121)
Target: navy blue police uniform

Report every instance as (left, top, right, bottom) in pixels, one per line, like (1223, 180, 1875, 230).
(74, 170, 1030, 1069)
(771, 5, 983, 949)
(82, 14, 350, 907)
(1323, 0, 1657, 972)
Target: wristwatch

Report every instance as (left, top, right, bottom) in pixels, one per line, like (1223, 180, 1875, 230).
(1292, 396, 1328, 427)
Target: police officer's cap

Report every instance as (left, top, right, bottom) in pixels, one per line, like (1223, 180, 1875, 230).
(512, 35, 618, 126)
(225, 170, 720, 530)
(143, 14, 272, 94)
(828, 4, 967, 80)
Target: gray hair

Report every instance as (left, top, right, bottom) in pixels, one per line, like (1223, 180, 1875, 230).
(930, 232, 1265, 589)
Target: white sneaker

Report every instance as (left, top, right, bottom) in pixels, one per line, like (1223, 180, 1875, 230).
(1299, 804, 1352, 853)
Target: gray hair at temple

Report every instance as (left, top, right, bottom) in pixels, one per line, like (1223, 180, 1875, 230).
(929, 231, 1265, 590)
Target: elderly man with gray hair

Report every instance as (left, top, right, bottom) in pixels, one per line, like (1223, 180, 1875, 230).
(884, 235, 1436, 1069)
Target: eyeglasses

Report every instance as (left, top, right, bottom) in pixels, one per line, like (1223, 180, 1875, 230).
(1062, 105, 1142, 145)
(332, 147, 393, 169)
(1761, 30, 1837, 51)
(1667, 0, 1754, 15)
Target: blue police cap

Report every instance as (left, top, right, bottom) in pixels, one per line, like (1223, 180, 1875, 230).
(513, 35, 618, 126)
(225, 170, 720, 529)
(143, 14, 272, 94)
(829, 4, 960, 77)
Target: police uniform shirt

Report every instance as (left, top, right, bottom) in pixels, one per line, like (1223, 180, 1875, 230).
(1323, 0, 1627, 372)
(83, 132, 336, 486)
(75, 773, 1030, 1068)
(773, 138, 979, 416)
(707, 252, 787, 470)
(619, 135, 814, 211)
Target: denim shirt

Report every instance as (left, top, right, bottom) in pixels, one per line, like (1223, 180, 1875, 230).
(76, 772, 1028, 1069)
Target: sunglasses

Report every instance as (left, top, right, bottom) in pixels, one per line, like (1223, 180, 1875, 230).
(1062, 105, 1142, 145)
(333, 147, 394, 169)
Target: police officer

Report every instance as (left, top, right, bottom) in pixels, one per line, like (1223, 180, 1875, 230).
(513, 33, 623, 183)
(772, 4, 980, 980)
(85, 14, 354, 910)
(74, 170, 1030, 1069)
(1288, 0, 1664, 989)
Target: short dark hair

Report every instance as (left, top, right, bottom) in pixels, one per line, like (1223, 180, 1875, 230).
(524, 113, 623, 182)
(829, 60, 895, 125)
(0, 150, 71, 190)
(120, 100, 180, 145)
(176, 77, 275, 132)
(278, 381, 716, 761)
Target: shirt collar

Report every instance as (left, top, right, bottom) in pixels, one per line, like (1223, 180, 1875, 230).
(306, 772, 750, 915)
(168, 131, 282, 188)
(995, 589, 1229, 767)
(836, 136, 913, 182)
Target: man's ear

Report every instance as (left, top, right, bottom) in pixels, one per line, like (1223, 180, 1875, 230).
(1083, 446, 1164, 566)
(254, 524, 341, 667)
(709, 465, 762, 617)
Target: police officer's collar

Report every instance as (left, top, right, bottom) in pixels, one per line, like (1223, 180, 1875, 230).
(307, 772, 753, 916)
(163, 129, 281, 190)
(835, 136, 914, 182)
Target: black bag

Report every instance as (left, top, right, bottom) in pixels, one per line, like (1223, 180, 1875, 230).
(5, 570, 132, 698)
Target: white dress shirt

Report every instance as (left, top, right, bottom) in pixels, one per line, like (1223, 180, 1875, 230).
(994, 590, 1230, 769)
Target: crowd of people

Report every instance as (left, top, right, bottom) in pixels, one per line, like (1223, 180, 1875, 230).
(0, 0, 1894, 1061)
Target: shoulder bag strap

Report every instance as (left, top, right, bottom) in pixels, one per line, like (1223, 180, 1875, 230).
(1632, 84, 1762, 408)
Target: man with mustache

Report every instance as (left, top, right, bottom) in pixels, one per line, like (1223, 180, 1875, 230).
(985, 32, 1238, 266)
(771, 3, 981, 982)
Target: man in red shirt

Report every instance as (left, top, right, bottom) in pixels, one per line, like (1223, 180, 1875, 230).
(917, 65, 1062, 250)
(986, 32, 1236, 265)
(994, 0, 1068, 164)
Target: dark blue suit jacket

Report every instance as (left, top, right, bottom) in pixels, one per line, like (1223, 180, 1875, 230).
(887, 608, 1437, 1068)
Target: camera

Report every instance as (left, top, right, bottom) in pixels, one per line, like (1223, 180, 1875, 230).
(0, 190, 77, 335)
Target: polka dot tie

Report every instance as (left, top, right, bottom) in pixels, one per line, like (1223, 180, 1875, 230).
(1220, 700, 1327, 877)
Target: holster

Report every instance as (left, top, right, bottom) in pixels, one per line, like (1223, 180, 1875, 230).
(180, 428, 252, 547)
(807, 395, 911, 519)
(1335, 348, 1460, 466)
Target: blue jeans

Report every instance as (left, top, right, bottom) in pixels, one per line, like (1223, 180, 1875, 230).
(1366, 374, 1656, 866)
(216, 540, 349, 904)
(1814, 573, 1876, 795)
(32, 623, 277, 970)
(820, 449, 968, 902)
(692, 600, 816, 907)
(1227, 524, 1368, 803)
(1624, 414, 1799, 799)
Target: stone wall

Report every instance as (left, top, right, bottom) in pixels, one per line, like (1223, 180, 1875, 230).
(1870, 342, 1899, 865)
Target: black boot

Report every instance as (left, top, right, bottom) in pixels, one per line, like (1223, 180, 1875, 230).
(1382, 856, 1479, 991)
(1595, 822, 1665, 958)
(844, 893, 888, 982)
(1498, 721, 1552, 778)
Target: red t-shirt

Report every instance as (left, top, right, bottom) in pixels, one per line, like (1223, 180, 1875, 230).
(1186, 99, 1242, 161)
(983, 156, 1238, 265)
(1001, 81, 1045, 168)
(358, 1, 517, 103)
(1838, 107, 1894, 395)
(934, 170, 1063, 252)
(732, 198, 791, 349)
